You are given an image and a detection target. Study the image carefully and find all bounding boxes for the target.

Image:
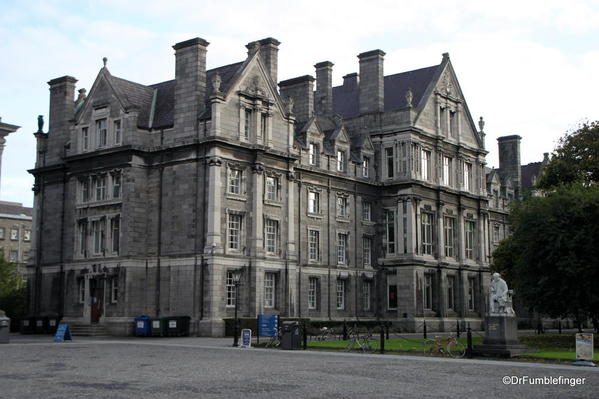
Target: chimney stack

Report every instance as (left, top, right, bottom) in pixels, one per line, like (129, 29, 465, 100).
(314, 61, 333, 116)
(47, 75, 77, 162)
(497, 135, 522, 196)
(358, 49, 385, 114)
(247, 38, 281, 85)
(173, 37, 209, 134)
(342, 73, 358, 92)
(278, 75, 315, 122)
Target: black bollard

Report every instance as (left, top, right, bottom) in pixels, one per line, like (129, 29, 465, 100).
(466, 323, 472, 359)
(423, 320, 427, 340)
(386, 323, 390, 340)
(457, 321, 460, 338)
(380, 325, 385, 354)
(558, 319, 562, 334)
(303, 323, 308, 350)
(343, 322, 348, 341)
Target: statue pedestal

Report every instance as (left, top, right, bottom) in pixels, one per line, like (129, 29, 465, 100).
(473, 315, 527, 357)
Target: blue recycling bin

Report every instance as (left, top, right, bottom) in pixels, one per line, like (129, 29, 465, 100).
(134, 315, 151, 337)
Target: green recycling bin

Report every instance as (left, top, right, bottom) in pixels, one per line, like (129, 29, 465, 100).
(150, 318, 166, 337)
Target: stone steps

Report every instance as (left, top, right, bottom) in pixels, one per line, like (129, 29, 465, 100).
(69, 324, 110, 337)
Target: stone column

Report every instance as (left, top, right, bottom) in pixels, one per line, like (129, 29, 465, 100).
(478, 211, 486, 264)
(397, 198, 405, 254)
(436, 201, 444, 259)
(209, 94, 225, 136)
(204, 156, 223, 254)
(286, 171, 297, 260)
(406, 198, 416, 254)
(251, 163, 264, 257)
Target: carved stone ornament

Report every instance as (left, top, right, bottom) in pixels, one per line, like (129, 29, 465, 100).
(287, 170, 296, 181)
(489, 272, 515, 316)
(212, 72, 222, 93)
(37, 115, 44, 133)
(440, 72, 454, 96)
(251, 162, 265, 174)
(285, 96, 294, 114)
(405, 88, 413, 107)
(478, 116, 485, 132)
(207, 156, 222, 167)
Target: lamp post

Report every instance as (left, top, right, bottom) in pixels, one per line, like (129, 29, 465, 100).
(232, 270, 241, 347)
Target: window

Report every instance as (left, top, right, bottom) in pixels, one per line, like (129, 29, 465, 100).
(78, 220, 87, 256)
(111, 216, 120, 254)
(336, 196, 349, 218)
(264, 272, 275, 308)
(308, 277, 318, 309)
(424, 273, 434, 310)
(439, 107, 446, 135)
(363, 237, 371, 267)
(10, 228, 18, 241)
(362, 201, 371, 221)
(226, 271, 236, 307)
(92, 219, 105, 254)
(23, 229, 31, 242)
(463, 162, 472, 191)
(261, 113, 268, 138)
(336, 280, 345, 309)
(400, 142, 407, 175)
(308, 143, 319, 166)
(421, 212, 433, 255)
(82, 127, 89, 151)
(265, 176, 278, 201)
(388, 283, 398, 309)
(228, 169, 242, 195)
(308, 191, 319, 214)
(385, 210, 396, 254)
(421, 150, 431, 181)
(447, 275, 455, 310)
(78, 279, 85, 304)
(112, 174, 121, 199)
(308, 229, 320, 261)
(468, 277, 476, 311)
(336, 150, 346, 172)
(110, 277, 119, 303)
(244, 109, 251, 139)
(362, 157, 369, 177)
(443, 156, 452, 186)
(96, 119, 107, 147)
(493, 225, 500, 243)
(465, 220, 475, 259)
(444, 217, 455, 258)
(493, 190, 499, 208)
(337, 233, 348, 264)
(95, 175, 106, 201)
(0, 227, 4, 240)
(9, 250, 18, 262)
(113, 120, 122, 145)
(385, 147, 394, 179)
(362, 281, 371, 311)
(228, 214, 242, 250)
(81, 179, 90, 202)
(449, 111, 457, 137)
(265, 219, 279, 255)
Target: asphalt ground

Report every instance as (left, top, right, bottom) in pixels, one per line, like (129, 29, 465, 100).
(1, 335, 597, 399)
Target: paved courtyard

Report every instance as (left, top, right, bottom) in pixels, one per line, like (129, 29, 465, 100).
(1, 335, 597, 399)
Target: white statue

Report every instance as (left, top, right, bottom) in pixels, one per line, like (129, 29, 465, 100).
(489, 273, 515, 316)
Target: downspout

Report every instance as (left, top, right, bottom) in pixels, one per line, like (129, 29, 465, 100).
(297, 176, 302, 318)
(58, 171, 67, 318)
(34, 177, 45, 316)
(155, 129, 165, 317)
(200, 141, 207, 320)
(327, 178, 331, 320)
(354, 182, 358, 319)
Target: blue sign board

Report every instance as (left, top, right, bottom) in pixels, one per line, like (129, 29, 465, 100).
(257, 314, 279, 337)
(54, 323, 72, 342)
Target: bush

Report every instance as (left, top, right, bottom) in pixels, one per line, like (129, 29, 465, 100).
(519, 334, 598, 350)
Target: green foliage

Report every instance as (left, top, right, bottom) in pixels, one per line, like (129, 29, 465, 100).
(538, 121, 599, 189)
(519, 334, 598, 350)
(0, 255, 27, 320)
(492, 185, 599, 321)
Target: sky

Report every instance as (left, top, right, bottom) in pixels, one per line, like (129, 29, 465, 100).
(1, 0, 598, 207)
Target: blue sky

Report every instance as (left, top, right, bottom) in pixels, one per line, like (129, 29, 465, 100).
(1, 0, 598, 207)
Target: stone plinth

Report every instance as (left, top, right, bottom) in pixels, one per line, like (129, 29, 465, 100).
(473, 315, 527, 357)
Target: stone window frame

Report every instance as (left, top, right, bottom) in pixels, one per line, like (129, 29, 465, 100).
(362, 156, 369, 178)
(442, 155, 453, 187)
(467, 275, 477, 311)
(362, 280, 371, 311)
(89, 216, 107, 256)
(384, 208, 396, 255)
(306, 186, 323, 217)
(10, 228, 18, 241)
(225, 210, 245, 253)
(464, 216, 476, 260)
(336, 279, 345, 310)
(109, 214, 121, 256)
(443, 214, 457, 258)
(423, 271, 435, 311)
(225, 162, 247, 200)
(264, 170, 283, 204)
(263, 271, 276, 309)
(446, 274, 456, 311)
(362, 200, 372, 222)
(362, 236, 372, 267)
(78, 278, 86, 304)
(109, 275, 119, 304)
(336, 229, 350, 266)
(336, 148, 347, 172)
(113, 119, 122, 145)
(263, 216, 280, 257)
(308, 142, 320, 166)
(225, 270, 237, 308)
(23, 229, 31, 242)
(463, 160, 473, 192)
(420, 210, 434, 255)
(420, 147, 432, 182)
(0, 227, 4, 240)
(80, 125, 91, 152)
(387, 274, 398, 310)
(307, 227, 321, 263)
(307, 276, 319, 310)
(336, 193, 350, 220)
(76, 218, 88, 258)
(384, 146, 394, 179)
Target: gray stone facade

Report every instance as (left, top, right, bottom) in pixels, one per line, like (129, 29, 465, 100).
(28, 36, 530, 336)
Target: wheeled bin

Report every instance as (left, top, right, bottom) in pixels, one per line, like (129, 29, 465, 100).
(165, 316, 191, 337)
(134, 315, 152, 337)
(151, 318, 166, 337)
(20, 316, 35, 334)
(281, 321, 302, 350)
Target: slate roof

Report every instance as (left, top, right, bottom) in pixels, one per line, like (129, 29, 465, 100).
(0, 201, 32, 218)
(521, 162, 542, 191)
(332, 65, 438, 118)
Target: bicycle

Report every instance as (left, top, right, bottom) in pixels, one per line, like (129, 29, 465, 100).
(315, 326, 335, 341)
(345, 329, 379, 353)
(423, 335, 466, 358)
(264, 327, 281, 348)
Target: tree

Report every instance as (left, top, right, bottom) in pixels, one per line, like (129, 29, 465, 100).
(492, 185, 599, 326)
(0, 255, 27, 323)
(538, 121, 599, 189)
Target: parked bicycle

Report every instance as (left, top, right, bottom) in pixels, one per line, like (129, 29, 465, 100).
(264, 327, 281, 348)
(423, 335, 466, 358)
(315, 326, 335, 341)
(345, 329, 379, 353)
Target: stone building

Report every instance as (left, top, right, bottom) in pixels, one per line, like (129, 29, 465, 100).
(29, 36, 527, 336)
(0, 201, 32, 269)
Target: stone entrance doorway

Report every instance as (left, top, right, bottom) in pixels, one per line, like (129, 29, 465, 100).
(89, 276, 105, 324)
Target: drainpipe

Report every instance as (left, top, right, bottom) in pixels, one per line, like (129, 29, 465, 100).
(155, 129, 165, 317)
(58, 172, 67, 318)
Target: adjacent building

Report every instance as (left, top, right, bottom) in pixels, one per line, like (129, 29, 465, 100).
(29, 37, 531, 336)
